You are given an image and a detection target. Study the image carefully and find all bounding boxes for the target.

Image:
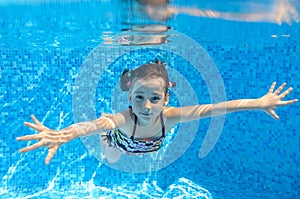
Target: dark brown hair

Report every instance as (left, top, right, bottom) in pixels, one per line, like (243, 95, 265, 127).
(119, 62, 176, 93)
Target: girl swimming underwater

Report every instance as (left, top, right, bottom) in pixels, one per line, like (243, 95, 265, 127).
(17, 62, 298, 164)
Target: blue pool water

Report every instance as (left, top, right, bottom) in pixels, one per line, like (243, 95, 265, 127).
(1, 0, 300, 198)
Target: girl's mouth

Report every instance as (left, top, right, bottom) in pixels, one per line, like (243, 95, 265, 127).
(139, 112, 151, 117)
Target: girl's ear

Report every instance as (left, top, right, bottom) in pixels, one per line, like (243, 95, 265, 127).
(164, 94, 170, 105)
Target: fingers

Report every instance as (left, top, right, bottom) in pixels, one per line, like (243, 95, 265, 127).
(270, 83, 297, 101)
(16, 134, 43, 141)
(279, 99, 299, 106)
(31, 115, 42, 125)
(274, 82, 287, 95)
(45, 146, 58, 165)
(279, 87, 293, 98)
(24, 122, 42, 131)
(269, 109, 280, 120)
(24, 115, 50, 132)
(19, 141, 44, 153)
(24, 115, 43, 131)
(268, 82, 276, 93)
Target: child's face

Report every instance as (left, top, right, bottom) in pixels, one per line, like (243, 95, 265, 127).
(129, 77, 168, 125)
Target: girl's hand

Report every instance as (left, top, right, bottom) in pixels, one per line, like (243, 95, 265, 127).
(258, 82, 298, 119)
(17, 115, 72, 165)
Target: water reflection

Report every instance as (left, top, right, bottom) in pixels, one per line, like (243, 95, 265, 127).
(134, 0, 299, 25)
(129, 24, 169, 32)
(117, 34, 169, 46)
(107, 0, 299, 46)
(103, 24, 170, 46)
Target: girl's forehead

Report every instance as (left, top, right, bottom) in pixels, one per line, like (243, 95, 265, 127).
(132, 77, 165, 92)
(135, 77, 164, 84)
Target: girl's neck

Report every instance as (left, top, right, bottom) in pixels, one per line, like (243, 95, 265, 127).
(136, 115, 160, 127)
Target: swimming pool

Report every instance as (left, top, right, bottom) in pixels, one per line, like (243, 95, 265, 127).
(1, 0, 300, 198)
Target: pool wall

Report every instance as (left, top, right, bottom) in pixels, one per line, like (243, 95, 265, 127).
(1, 39, 299, 198)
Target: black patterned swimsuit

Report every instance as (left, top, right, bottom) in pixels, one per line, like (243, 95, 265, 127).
(105, 108, 166, 153)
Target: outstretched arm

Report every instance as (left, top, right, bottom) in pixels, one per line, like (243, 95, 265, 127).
(166, 82, 298, 123)
(16, 113, 125, 165)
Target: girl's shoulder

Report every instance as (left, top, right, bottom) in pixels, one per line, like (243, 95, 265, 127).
(111, 108, 133, 129)
(163, 106, 180, 125)
(163, 106, 178, 117)
(100, 109, 131, 130)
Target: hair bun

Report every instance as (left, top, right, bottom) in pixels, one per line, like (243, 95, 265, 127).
(168, 81, 176, 88)
(120, 68, 131, 91)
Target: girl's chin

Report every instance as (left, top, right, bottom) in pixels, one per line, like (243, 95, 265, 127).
(139, 115, 151, 121)
(138, 114, 156, 124)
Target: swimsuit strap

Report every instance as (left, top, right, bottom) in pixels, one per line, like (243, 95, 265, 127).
(160, 111, 166, 137)
(129, 106, 138, 140)
(131, 112, 138, 140)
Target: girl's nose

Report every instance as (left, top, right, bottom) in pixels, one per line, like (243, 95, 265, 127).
(144, 99, 151, 111)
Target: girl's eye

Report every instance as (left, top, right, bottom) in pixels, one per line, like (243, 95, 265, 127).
(135, 95, 144, 101)
(151, 96, 161, 102)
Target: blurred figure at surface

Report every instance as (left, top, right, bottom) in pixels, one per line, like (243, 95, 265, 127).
(134, 0, 299, 24)
(136, 0, 171, 21)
